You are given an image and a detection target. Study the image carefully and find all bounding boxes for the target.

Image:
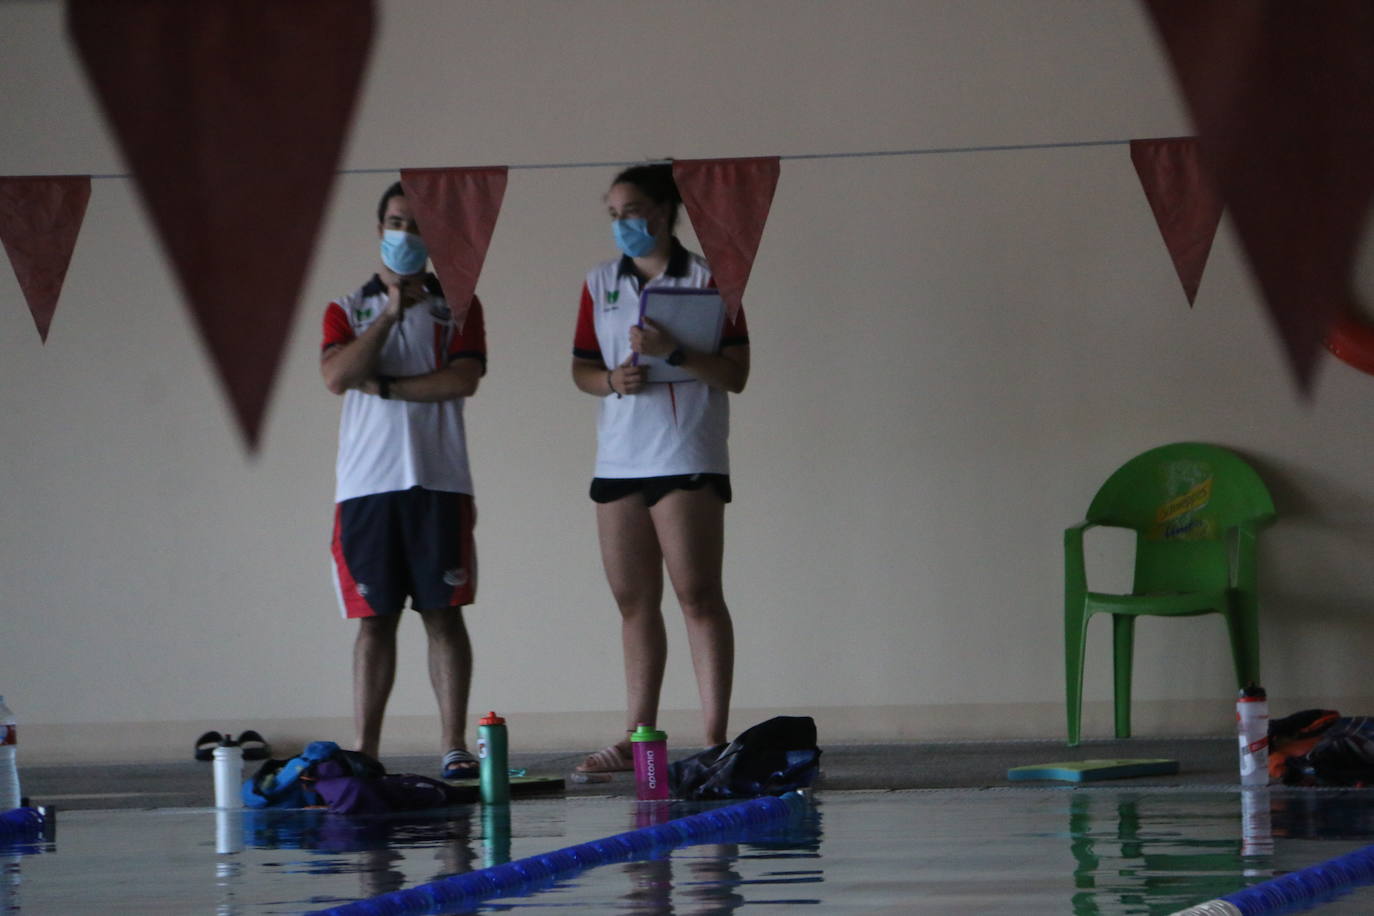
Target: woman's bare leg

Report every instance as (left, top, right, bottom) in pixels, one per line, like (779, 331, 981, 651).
(650, 487, 733, 747)
(591, 495, 666, 762)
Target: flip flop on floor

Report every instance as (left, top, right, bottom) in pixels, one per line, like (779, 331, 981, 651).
(442, 748, 480, 781)
(575, 743, 633, 774)
(194, 731, 223, 762)
(238, 730, 272, 761)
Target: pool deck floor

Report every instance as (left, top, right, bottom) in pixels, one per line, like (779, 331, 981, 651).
(22, 736, 1240, 811)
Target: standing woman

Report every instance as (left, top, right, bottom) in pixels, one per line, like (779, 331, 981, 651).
(570, 164, 751, 773)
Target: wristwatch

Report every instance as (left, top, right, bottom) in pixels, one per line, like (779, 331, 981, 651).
(377, 375, 395, 399)
(666, 348, 686, 367)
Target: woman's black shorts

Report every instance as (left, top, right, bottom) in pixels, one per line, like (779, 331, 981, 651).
(589, 473, 732, 508)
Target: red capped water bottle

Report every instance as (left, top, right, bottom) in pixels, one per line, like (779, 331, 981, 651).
(631, 724, 669, 801)
(477, 711, 510, 805)
(0, 696, 19, 811)
(1237, 684, 1269, 786)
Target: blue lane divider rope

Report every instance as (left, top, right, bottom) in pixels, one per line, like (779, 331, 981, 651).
(309, 793, 805, 916)
(1171, 841, 1374, 915)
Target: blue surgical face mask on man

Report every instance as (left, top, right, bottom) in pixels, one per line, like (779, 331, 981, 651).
(379, 229, 428, 276)
(612, 217, 657, 258)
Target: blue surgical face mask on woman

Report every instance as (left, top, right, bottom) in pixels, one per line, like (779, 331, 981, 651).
(612, 217, 657, 258)
(380, 229, 428, 275)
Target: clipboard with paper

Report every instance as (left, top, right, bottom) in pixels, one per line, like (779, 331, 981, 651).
(635, 287, 726, 383)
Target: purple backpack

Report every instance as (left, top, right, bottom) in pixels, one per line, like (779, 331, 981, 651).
(310, 757, 470, 814)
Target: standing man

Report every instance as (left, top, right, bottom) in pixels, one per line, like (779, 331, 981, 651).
(321, 181, 486, 780)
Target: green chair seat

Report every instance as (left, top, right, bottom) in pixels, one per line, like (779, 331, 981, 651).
(1065, 443, 1275, 746)
(1084, 589, 1230, 617)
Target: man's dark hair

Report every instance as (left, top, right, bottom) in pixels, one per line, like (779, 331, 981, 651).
(377, 181, 405, 224)
(611, 163, 681, 233)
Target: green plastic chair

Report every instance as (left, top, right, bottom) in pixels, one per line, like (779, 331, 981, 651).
(1064, 443, 1275, 746)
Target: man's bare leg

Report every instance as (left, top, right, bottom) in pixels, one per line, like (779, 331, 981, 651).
(419, 606, 473, 754)
(354, 612, 402, 758)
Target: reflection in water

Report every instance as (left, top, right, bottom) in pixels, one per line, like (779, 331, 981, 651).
(227, 798, 821, 915)
(22, 790, 1374, 912)
(240, 806, 477, 903)
(618, 844, 756, 916)
(1271, 789, 1374, 840)
(215, 858, 244, 916)
(622, 802, 677, 914)
(1068, 792, 1268, 915)
(482, 804, 510, 868)
(0, 851, 20, 914)
(623, 857, 675, 915)
(212, 791, 1374, 915)
(618, 799, 822, 916)
(1241, 787, 1274, 859)
(1059, 788, 1374, 914)
(0, 828, 52, 914)
(217, 807, 244, 855)
(681, 844, 746, 915)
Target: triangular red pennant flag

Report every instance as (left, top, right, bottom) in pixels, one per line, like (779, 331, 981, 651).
(673, 158, 780, 319)
(1142, 0, 1374, 389)
(399, 167, 508, 331)
(0, 176, 91, 343)
(1130, 138, 1223, 307)
(68, 0, 375, 449)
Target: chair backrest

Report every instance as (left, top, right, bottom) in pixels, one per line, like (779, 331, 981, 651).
(1086, 443, 1275, 594)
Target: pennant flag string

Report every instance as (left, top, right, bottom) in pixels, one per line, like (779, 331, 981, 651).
(74, 137, 1137, 182)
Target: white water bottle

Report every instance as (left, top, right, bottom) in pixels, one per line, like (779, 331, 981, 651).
(0, 696, 19, 811)
(1237, 684, 1269, 786)
(212, 734, 243, 809)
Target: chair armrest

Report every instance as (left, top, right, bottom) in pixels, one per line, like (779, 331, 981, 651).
(1064, 521, 1097, 596)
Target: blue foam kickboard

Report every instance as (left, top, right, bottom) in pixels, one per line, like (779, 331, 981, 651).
(1006, 758, 1180, 782)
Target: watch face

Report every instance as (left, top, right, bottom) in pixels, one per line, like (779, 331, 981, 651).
(667, 349, 685, 366)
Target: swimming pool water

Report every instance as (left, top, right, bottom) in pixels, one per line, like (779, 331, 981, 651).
(4, 788, 1374, 914)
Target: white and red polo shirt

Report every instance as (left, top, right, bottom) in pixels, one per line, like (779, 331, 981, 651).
(323, 274, 486, 503)
(572, 241, 749, 478)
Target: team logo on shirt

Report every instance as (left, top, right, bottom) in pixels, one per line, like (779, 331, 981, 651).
(352, 306, 373, 323)
(444, 567, 468, 587)
(604, 290, 619, 310)
(355, 582, 370, 598)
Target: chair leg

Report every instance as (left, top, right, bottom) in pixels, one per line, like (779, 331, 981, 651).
(1066, 607, 1091, 746)
(1111, 615, 1135, 739)
(1224, 601, 1262, 690)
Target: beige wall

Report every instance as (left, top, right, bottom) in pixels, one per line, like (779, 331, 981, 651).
(3, 1, 1373, 763)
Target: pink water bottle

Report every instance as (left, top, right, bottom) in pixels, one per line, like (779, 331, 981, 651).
(631, 724, 669, 801)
